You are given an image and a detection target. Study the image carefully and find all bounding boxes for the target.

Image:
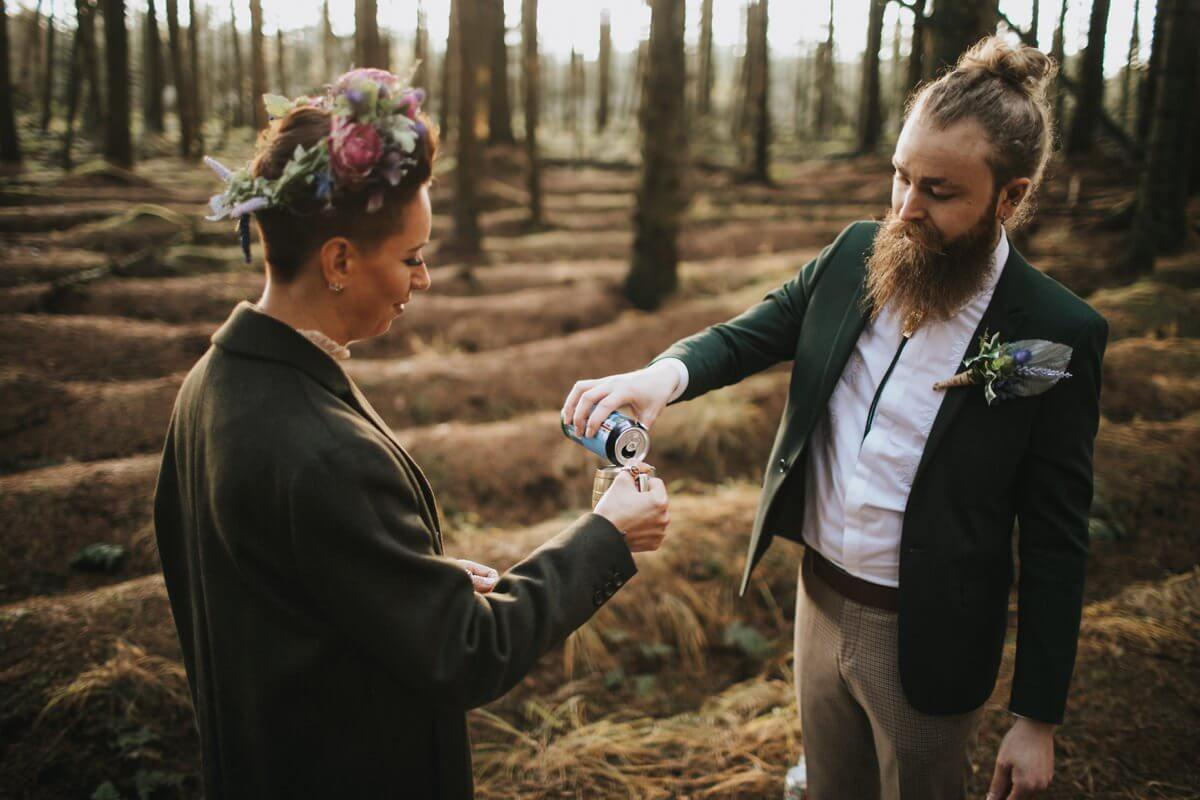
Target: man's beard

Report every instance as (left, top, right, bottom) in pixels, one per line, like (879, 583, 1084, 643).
(862, 207, 1000, 331)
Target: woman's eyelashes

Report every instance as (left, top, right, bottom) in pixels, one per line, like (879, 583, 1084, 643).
(403, 256, 426, 267)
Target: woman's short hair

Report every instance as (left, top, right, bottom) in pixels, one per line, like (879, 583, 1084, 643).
(908, 36, 1057, 226)
(249, 105, 438, 281)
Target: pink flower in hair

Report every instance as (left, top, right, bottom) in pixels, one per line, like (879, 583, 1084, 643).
(329, 118, 383, 185)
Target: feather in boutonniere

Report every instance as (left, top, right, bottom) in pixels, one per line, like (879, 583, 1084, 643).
(933, 331, 1072, 405)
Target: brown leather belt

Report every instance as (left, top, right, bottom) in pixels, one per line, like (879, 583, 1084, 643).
(805, 547, 899, 612)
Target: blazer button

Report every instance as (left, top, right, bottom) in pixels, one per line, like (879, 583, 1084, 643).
(778, 457, 788, 473)
(593, 590, 605, 607)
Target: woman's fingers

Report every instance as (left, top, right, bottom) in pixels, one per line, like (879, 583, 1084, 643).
(456, 558, 499, 594)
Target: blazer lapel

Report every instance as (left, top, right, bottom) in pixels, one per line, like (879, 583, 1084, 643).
(810, 255, 871, 423)
(910, 247, 1030, 491)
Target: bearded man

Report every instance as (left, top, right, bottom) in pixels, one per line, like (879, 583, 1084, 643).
(562, 38, 1108, 800)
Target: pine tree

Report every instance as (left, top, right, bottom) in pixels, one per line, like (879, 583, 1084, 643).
(229, 0, 245, 126)
(276, 26, 287, 95)
(904, 0, 927, 94)
(856, 0, 885, 154)
(143, 0, 165, 132)
(1120, 0, 1140, 130)
(521, 0, 541, 226)
(626, 0, 686, 310)
(39, 0, 55, 132)
(814, 0, 835, 136)
(355, 0, 382, 68)
(0, 0, 22, 162)
(739, 0, 770, 182)
(1065, 0, 1112, 155)
(249, 0, 266, 129)
(487, 0, 514, 144)
(452, 0, 483, 255)
(165, 0, 193, 154)
(440, 0, 457, 136)
(928, 0, 997, 75)
(413, 1, 428, 88)
(697, 0, 714, 115)
(100, 0, 132, 167)
(187, 0, 203, 154)
(596, 10, 611, 131)
(321, 0, 335, 76)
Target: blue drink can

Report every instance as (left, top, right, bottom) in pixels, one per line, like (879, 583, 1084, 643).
(562, 412, 650, 466)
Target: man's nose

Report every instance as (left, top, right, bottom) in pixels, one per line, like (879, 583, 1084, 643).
(897, 188, 925, 222)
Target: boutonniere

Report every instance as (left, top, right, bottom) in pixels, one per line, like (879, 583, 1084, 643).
(933, 330, 1073, 405)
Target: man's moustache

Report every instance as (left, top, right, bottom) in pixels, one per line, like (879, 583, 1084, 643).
(884, 216, 944, 254)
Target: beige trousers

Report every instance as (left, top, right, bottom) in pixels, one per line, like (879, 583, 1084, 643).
(794, 552, 983, 800)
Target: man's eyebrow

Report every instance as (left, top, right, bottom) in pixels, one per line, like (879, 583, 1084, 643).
(892, 160, 956, 188)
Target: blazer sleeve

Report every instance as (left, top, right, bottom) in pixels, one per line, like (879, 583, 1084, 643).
(1009, 313, 1109, 724)
(650, 221, 864, 401)
(287, 437, 637, 710)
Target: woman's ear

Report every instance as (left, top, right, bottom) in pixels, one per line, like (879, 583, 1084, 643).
(318, 237, 353, 292)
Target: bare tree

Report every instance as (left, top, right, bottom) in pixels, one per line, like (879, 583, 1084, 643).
(739, 0, 770, 182)
(39, 0, 55, 132)
(904, 0, 927, 94)
(596, 9, 611, 131)
(143, 0, 165, 132)
(440, 0, 457, 136)
(0, 0, 21, 161)
(276, 26, 287, 95)
(321, 0, 335, 77)
(521, 0, 542, 226)
(814, 0, 835, 136)
(1137, 0, 1165, 148)
(187, 0, 204, 153)
(452, 0, 484, 255)
(1122, 0, 1199, 277)
(856, 0, 886, 153)
(165, 0, 193, 155)
(697, 0, 714, 115)
(250, 0, 266, 129)
(487, 0, 514, 144)
(413, 0, 428, 88)
(100, 0, 132, 167)
(19, 0, 43, 103)
(62, 0, 92, 166)
(229, 0, 245, 126)
(1050, 0, 1068, 128)
(1065, 0, 1112, 155)
(79, 0, 101, 129)
(928, 0, 998, 75)
(627, 0, 686, 310)
(355, 0, 383, 68)
(1120, 0, 1140, 130)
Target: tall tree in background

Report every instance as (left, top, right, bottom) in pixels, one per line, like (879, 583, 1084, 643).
(250, 0, 266, 128)
(596, 10, 611, 131)
(1051, 0, 1068, 128)
(739, 0, 769, 182)
(229, 0, 245, 126)
(627, 0, 686, 310)
(18, 0, 43, 106)
(904, 0, 927, 96)
(521, 0, 542, 226)
(697, 0, 714, 115)
(187, 0, 204, 153)
(1065, 0, 1112, 155)
(1137, 0, 1166, 149)
(1120, 0, 1140, 130)
(62, 0, 94, 166)
(413, 1, 428, 88)
(101, 0, 132, 167)
(276, 26, 287, 95)
(440, 0, 458, 136)
(144, 0, 165, 132)
(79, 0, 101, 129)
(856, 0, 885, 153)
(355, 0, 383, 68)
(928, 0, 997, 75)
(487, 0, 514, 144)
(814, 0, 835, 136)
(166, 0, 194, 155)
(1123, 0, 1199, 277)
(39, 0, 55, 132)
(452, 0, 483, 255)
(321, 0, 335, 76)
(0, 0, 21, 162)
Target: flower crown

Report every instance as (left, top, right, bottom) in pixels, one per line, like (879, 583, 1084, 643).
(204, 68, 428, 263)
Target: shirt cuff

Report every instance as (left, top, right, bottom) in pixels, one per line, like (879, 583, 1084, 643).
(660, 358, 689, 402)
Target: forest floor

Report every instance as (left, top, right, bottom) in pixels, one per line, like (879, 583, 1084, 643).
(1, 140, 1199, 799)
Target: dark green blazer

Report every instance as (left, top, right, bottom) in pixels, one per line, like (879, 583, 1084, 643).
(656, 221, 1108, 724)
(154, 302, 636, 799)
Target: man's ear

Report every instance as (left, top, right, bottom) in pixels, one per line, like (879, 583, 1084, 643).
(997, 178, 1032, 220)
(318, 237, 354, 290)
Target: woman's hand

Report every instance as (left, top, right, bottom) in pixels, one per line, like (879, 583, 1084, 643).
(593, 468, 670, 553)
(456, 559, 500, 594)
(561, 362, 681, 439)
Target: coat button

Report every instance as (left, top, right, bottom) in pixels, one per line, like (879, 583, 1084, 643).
(614, 577, 625, 587)
(778, 457, 788, 472)
(593, 590, 605, 606)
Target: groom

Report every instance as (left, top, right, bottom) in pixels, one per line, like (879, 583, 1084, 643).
(563, 39, 1107, 799)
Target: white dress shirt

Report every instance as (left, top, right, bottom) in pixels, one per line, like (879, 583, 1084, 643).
(664, 229, 1009, 588)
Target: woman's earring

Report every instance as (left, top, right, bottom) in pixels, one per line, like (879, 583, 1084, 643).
(328, 282, 345, 293)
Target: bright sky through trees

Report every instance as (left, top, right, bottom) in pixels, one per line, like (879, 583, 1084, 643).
(11, 0, 1151, 77)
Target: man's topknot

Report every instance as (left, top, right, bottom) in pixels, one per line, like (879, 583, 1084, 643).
(955, 37, 1057, 101)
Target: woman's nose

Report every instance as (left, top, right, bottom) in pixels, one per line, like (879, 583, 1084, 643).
(413, 263, 432, 292)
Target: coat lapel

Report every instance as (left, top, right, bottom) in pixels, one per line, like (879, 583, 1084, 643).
(910, 246, 1030, 491)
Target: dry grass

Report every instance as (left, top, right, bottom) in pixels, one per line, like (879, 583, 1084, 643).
(1089, 280, 1200, 340)
(1100, 336, 1200, 422)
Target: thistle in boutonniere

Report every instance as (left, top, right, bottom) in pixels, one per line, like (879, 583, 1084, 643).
(933, 330, 1073, 405)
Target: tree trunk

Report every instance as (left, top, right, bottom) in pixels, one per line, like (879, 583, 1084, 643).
(929, 0, 998, 75)
(814, 0, 835, 136)
(249, 0, 266, 129)
(413, 1, 428, 88)
(739, 0, 769, 182)
(143, 0, 164, 131)
(276, 27, 287, 95)
(1120, 0, 1140, 130)
(355, 0, 382, 68)
(440, 0, 457, 137)
(321, 0, 335, 76)
(187, 0, 203, 154)
(1123, 0, 1200, 277)
(697, 0, 713, 115)
(567, 47, 583, 144)
(856, 0, 885, 154)
(61, 5, 84, 167)
(905, 0, 927, 95)
(596, 9, 611, 131)
(486, 0, 513, 144)
(626, 0, 686, 311)
(100, 0, 131, 167)
(229, 0, 244, 126)
(77, 0, 101, 129)
(521, 0, 541, 226)
(0, 0, 22, 161)
(165, 0, 192, 154)
(39, 0, 55, 132)
(1051, 0, 1068, 130)
(1065, 0, 1112, 155)
(452, 0, 483, 255)
(1137, 0, 1166, 149)
(20, 0, 43, 107)
(1030, 0, 1040, 46)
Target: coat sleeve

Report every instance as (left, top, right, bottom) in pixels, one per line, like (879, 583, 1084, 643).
(650, 221, 865, 401)
(287, 438, 637, 710)
(1009, 313, 1109, 724)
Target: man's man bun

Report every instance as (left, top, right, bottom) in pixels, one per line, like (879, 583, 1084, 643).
(956, 37, 1057, 101)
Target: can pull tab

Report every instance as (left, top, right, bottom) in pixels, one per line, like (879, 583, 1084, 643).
(636, 472, 650, 492)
